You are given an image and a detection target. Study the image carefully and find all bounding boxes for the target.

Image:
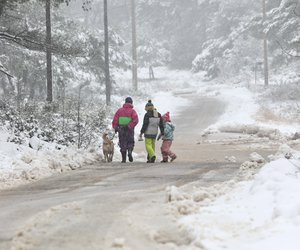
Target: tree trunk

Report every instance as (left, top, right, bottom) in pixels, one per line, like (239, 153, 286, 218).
(23, 69, 28, 91)
(131, 0, 138, 91)
(46, 0, 53, 102)
(0, 0, 7, 16)
(262, 0, 269, 87)
(16, 78, 22, 111)
(62, 81, 65, 131)
(104, 0, 111, 106)
(7, 75, 14, 93)
(77, 86, 81, 149)
(29, 77, 35, 100)
(149, 65, 154, 79)
(0, 77, 8, 96)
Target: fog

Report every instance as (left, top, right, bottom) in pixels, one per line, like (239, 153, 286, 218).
(1, 0, 299, 100)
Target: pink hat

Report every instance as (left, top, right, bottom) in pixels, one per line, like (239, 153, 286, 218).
(162, 112, 171, 122)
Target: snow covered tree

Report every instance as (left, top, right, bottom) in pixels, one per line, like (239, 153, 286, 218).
(265, 0, 300, 58)
(137, 39, 170, 67)
(192, 0, 258, 79)
(0, 0, 129, 103)
(192, 0, 299, 80)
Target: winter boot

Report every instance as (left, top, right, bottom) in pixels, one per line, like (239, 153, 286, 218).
(150, 156, 156, 163)
(128, 149, 133, 162)
(146, 154, 150, 163)
(170, 155, 177, 162)
(161, 155, 168, 163)
(121, 151, 126, 163)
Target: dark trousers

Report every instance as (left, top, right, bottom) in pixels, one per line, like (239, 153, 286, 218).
(118, 126, 135, 153)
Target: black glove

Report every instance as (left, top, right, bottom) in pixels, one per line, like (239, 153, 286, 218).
(138, 133, 143, 141)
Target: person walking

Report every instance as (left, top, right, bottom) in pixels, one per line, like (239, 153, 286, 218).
(139, 100, 164, 163)
(158, 112, 177, 163)
(112, 97, 139, 163)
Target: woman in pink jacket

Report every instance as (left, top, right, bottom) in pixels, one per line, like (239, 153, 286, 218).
(112, 97, 139, 163)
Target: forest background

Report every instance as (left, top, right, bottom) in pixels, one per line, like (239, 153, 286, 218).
(0, 0, 299, 150)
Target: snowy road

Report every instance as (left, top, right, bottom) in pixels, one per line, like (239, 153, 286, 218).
(0, 162, 238, 250)
(0, 95, 273, 249)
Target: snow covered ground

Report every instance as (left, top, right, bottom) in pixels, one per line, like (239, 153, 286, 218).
(167, 144, 300, 250)
(0, 129, 101, 190)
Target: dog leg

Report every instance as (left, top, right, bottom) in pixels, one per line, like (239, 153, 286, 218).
(111, 151, 114, 162)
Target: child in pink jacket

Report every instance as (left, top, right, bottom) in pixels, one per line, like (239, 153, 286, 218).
(112, 97, 139, 163)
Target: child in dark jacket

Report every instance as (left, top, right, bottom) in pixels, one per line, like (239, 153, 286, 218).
(159, 112, 177, 163)
(139, 100, 164, 163)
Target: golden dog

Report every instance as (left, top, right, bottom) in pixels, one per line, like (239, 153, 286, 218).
(102, 132, 114, 162)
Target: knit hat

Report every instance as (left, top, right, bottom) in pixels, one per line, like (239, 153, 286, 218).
(145, 100, 154, 111)
(162, 112, 171, 122)
(125, 97, 133, 104)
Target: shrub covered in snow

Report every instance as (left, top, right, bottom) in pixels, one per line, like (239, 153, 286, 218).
(0, 99, 108, 149)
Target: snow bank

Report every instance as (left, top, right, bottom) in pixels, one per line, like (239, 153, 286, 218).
(199, 83, 300, 139)
(169, 147, 300, 249)
(0, 130, 102, 190)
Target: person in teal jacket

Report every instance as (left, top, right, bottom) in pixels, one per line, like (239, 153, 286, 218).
(158, 112, 177, 163)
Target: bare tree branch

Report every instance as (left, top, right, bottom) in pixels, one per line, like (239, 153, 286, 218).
(0, 31, 84, 56)
(275, 40, 300, 57)
(0, 63, 14, 78)
(293, 1, 300, 16)
(0, 31, 44, 51)
(0, 68, 13, 78)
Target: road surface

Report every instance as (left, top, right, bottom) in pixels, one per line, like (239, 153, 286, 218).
(0, 94, 274, 250)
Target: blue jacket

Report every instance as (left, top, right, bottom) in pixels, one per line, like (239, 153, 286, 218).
(162, 122, 175, 141)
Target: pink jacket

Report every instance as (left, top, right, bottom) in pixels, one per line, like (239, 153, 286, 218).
(112, 103, 139, 130)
